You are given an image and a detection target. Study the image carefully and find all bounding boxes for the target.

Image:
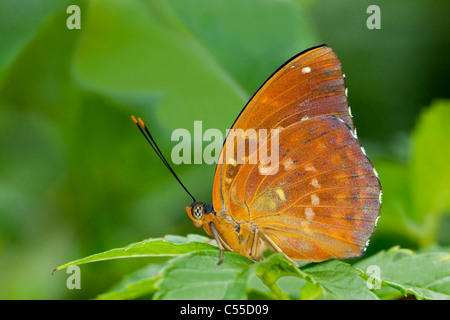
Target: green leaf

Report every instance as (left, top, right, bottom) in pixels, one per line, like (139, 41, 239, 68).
(302, 260, 378, 300)
(106, 249, 379, 300)
(96, 263, 163, 300)
(299, 281, 323, 300)
(154, 250, 253, 300)
(253, 254, 310, 300)
(52, 234, 215, 274)
(354, 246, 450, 300)
(254, 253, 378, 300)
(59, 231, 449, 300)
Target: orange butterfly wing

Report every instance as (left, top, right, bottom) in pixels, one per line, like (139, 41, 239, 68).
(210, 45, 381, 262)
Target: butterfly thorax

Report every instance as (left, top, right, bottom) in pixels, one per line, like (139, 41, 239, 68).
(186, 202, 266, 261)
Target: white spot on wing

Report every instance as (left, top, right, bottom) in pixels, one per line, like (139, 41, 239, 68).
(311, 178, 321, 188)
(373, 167, 379, 178)
(302, 66, 311, 74)
(311, 194, 320, 205)
(360, 146, 367, 156)
(375, 215, 380, 227)
(305, 207, 315, 220)
(228, 156, 237, 166)
(283, 158, 295, 171)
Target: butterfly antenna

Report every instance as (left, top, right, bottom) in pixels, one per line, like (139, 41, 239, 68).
(131, 116, 196, 203)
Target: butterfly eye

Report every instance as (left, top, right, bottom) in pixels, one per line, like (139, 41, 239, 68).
(191, 203, 205, 220)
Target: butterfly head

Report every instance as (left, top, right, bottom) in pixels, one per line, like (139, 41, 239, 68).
(186, 202, 214, 228)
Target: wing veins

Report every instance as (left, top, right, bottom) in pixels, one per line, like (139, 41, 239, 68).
(248, 125, 357, 202)
(264, 149, 369, 192)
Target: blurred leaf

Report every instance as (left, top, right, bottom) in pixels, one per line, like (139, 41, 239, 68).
(410, 100, 450, 244)
(371, 100, 450, 247)
(0, 0, 74, 80)
(75, 0, 246, 131)
(354, 246, 450, 300)
(75, 0, 320, 132)
(370, 159, 419, 246)
(312, 0, 450, 141)
(164, 0, 319, 95)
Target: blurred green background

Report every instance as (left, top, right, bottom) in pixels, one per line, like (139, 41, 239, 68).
(0, 0, 449, 299)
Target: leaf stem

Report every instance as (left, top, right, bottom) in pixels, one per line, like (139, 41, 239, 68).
(266, 281, 291, 300)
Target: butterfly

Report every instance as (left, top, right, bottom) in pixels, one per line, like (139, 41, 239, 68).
(133, 44, 381, 267)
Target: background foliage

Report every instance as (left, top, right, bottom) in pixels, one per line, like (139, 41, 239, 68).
(0, 0, 449, 299)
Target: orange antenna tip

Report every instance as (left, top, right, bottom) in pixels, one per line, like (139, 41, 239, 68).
(138, 117, 146, 128)
(131, 115, 138, 124)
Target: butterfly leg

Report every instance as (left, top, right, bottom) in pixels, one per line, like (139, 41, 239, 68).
(257, 228, 299, 267)
(250, 228, 264, 261)
(209, 222, 232, 265)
